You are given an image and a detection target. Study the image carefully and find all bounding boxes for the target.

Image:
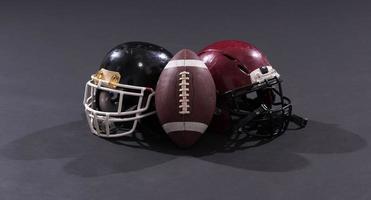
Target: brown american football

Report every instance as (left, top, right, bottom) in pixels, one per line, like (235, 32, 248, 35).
(155, 49, 216, 148)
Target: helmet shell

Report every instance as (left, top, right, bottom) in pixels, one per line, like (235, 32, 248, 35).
(199, 40, 271, 94)
(101, 41, 173, 89)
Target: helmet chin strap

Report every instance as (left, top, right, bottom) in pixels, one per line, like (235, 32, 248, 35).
(232, 104, 308, 136)
(289, 114, 308, 129)
(233, 104, 268, 134)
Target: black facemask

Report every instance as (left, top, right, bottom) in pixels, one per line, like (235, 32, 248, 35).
(223, 77, 306, 137)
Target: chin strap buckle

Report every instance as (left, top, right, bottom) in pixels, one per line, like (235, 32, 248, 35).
(289, 114, 308, 128)
(255, 104, 268, 115)
(290, 114, 308, 129)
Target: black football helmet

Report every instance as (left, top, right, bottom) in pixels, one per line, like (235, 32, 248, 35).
(83, 41, 173, 137)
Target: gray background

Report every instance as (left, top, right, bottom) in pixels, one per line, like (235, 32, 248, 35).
(0, 0, 370, 199)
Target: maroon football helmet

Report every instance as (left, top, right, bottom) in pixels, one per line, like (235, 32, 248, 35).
(199, 40, 306, 137)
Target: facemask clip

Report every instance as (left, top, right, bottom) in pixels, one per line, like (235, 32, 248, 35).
(92, 68, 121, 88)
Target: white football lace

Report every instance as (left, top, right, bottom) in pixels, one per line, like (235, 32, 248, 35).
(178, 71, 190, 114)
